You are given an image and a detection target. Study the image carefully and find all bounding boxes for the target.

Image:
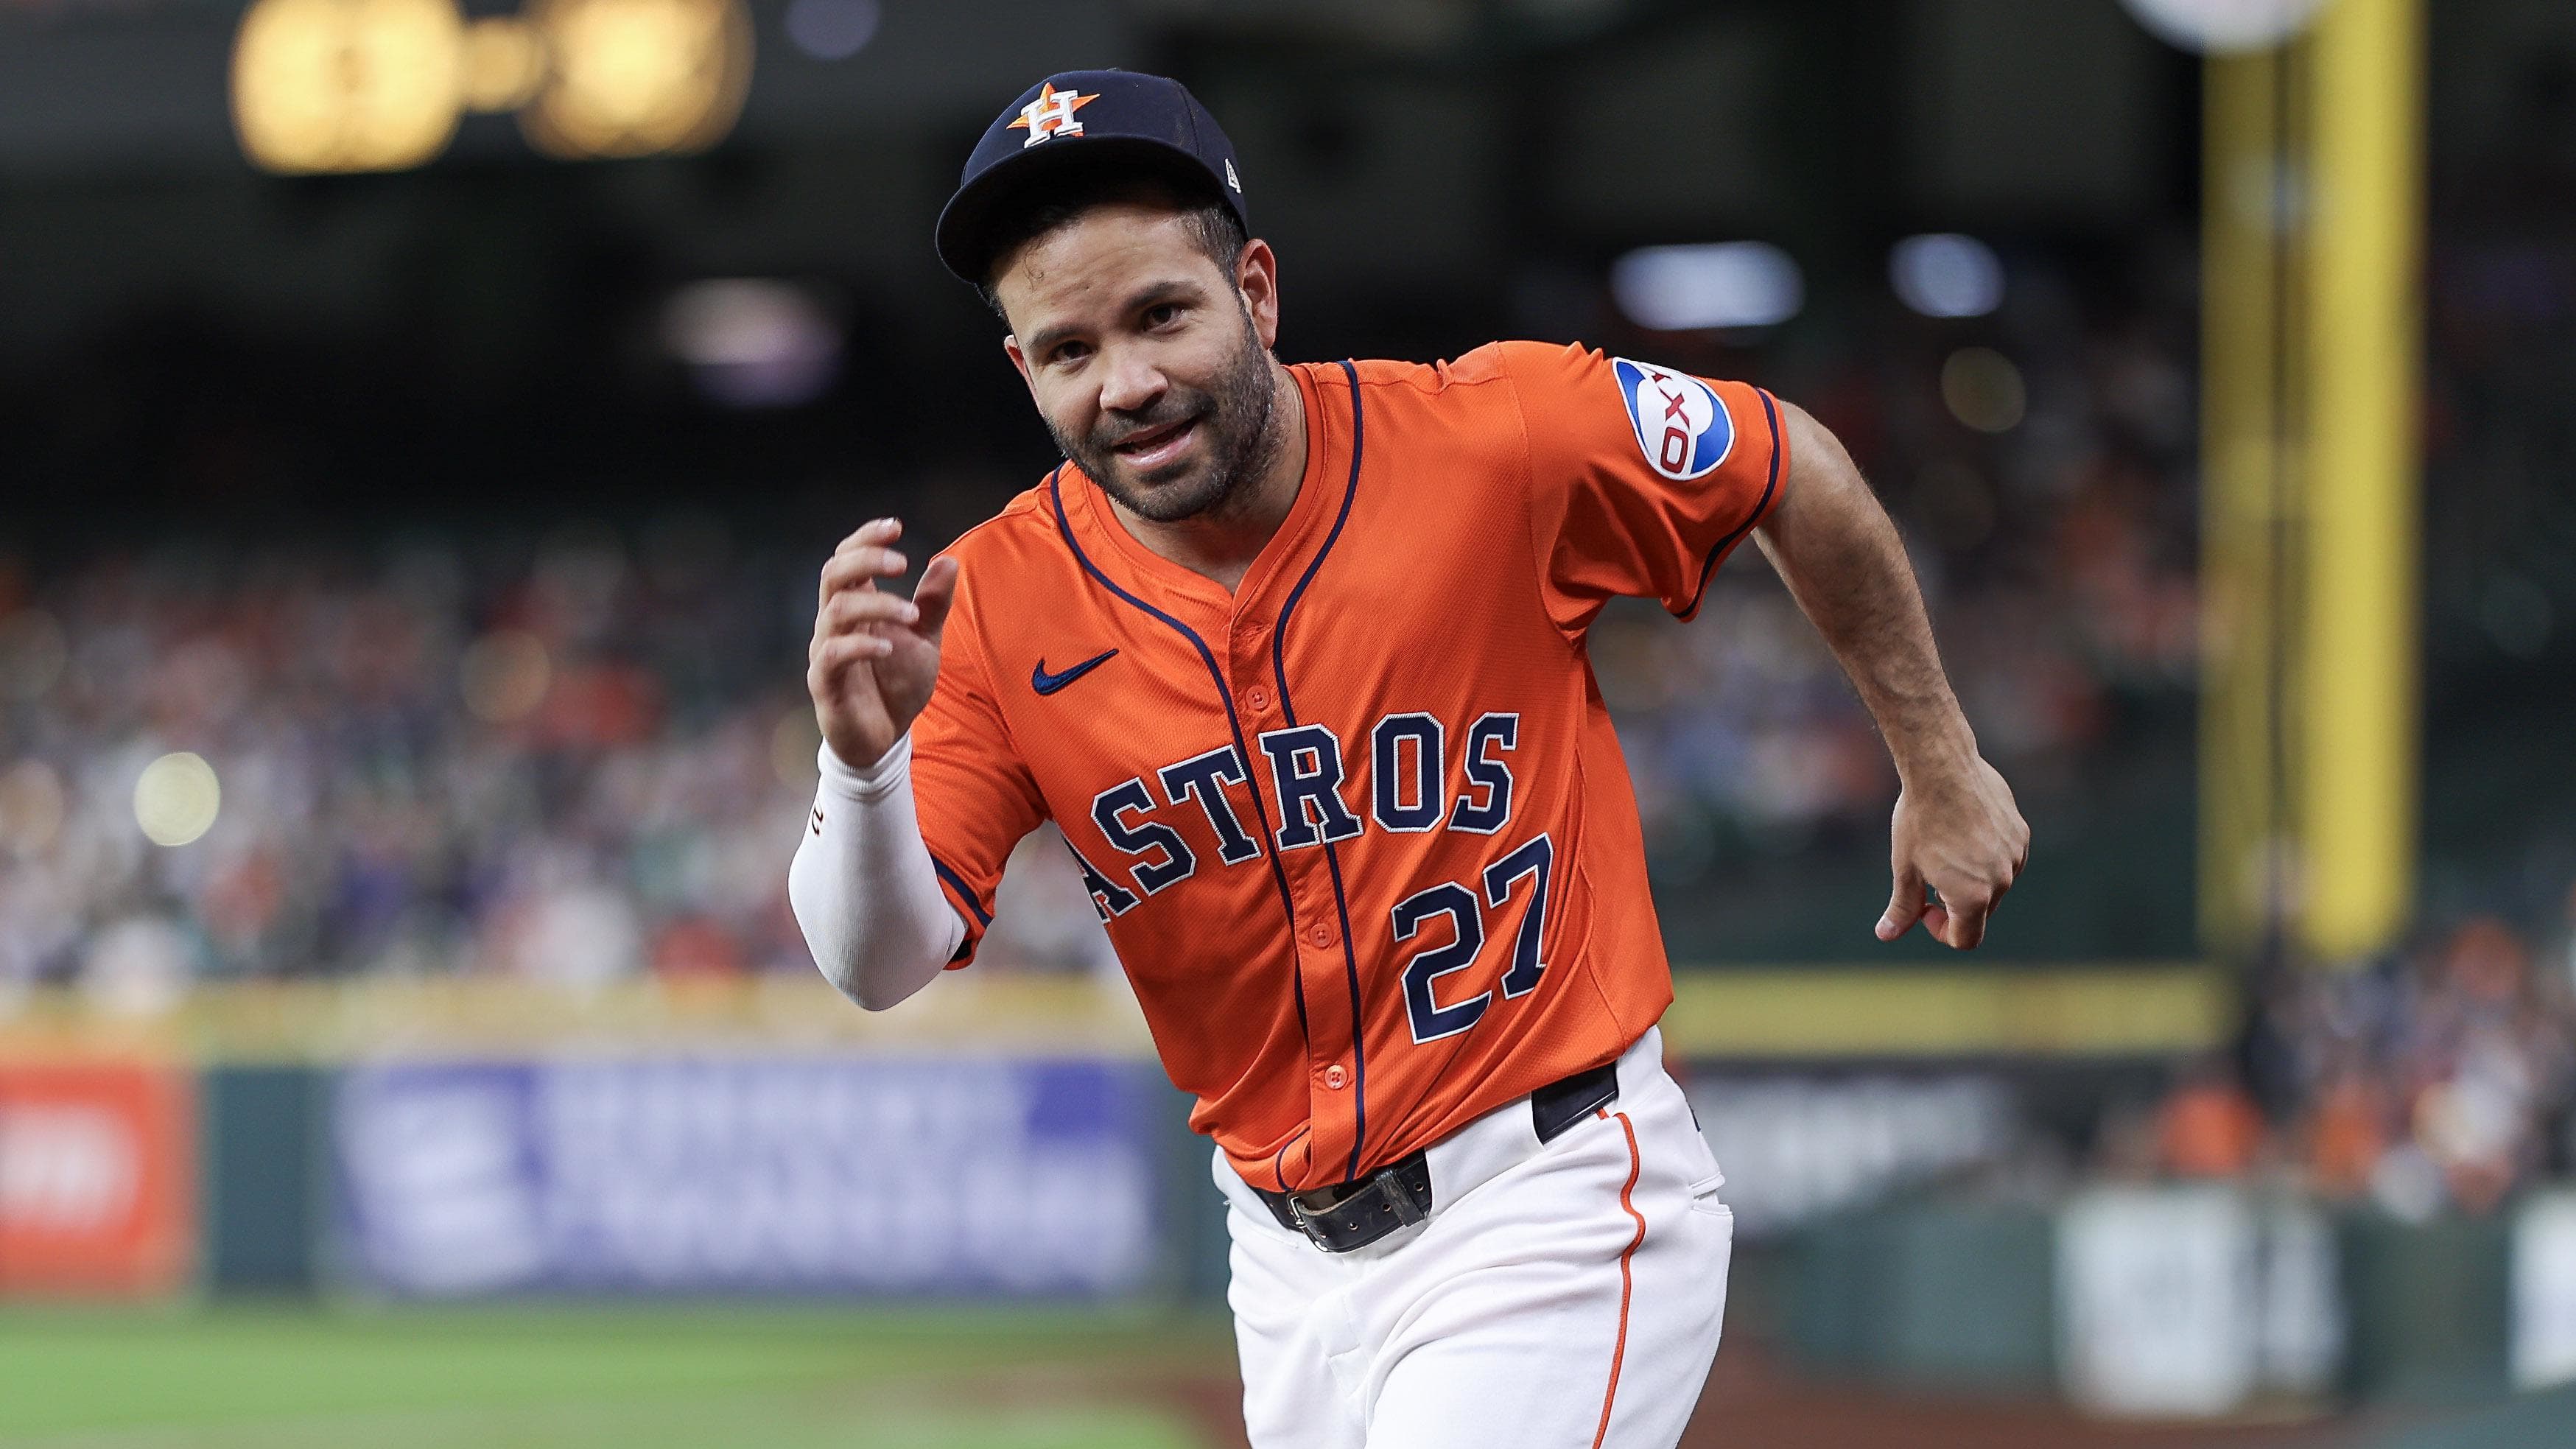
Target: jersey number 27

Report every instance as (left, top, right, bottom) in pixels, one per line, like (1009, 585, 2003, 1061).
(1391, 833, 1553, 1044)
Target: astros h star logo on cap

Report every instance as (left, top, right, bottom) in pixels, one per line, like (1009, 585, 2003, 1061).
(1008, 83, 1098, 149)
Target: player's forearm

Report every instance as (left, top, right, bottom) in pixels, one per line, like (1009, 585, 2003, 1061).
(787, 733, 967, 1010)
(1754, 402, 1976, 782)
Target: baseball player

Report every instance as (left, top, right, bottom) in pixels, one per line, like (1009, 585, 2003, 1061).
(791, 71, 2028, 1449)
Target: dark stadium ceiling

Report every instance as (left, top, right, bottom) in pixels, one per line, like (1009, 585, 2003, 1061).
(0, 0, 2182, 228)
(0, 0, 2210, 376)
(0, 0, 1665, 180)
(0, 0, 1143, 175)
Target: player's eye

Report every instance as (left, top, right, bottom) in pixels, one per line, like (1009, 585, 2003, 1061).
(1143, 303, 1182, 329)
(1050, 340, 1091, 365)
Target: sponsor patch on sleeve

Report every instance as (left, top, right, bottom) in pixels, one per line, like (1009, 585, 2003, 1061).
(1610, 357, 1735, 482)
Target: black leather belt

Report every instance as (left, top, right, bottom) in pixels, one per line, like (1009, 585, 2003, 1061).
(1253, 1060, 1621, 1254)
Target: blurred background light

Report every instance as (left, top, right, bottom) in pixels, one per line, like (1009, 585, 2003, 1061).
(2118, 0, 2330, 54)
(1889, 233, 2005, 319)
(519, 0, 753, 161)
(228, 0, 752, 171)
(460, 630, 552, 723)
(133, 753, 221, 849)
(1941, 347, 2027, 433)
(1610, 242, 1804, 331)
(459, 17, 547, 112)
(661, 279, 843, 408)
(782, 0, 878, 61)
(229, 0, 464, 175)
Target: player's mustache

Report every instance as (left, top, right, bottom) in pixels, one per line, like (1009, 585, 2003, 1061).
(1094, 393, 1215, 453)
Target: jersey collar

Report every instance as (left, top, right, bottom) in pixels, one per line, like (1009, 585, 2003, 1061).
(1061, 361, 1338, 624)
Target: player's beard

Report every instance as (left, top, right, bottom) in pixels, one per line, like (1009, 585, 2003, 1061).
(1056, 305, 1282, 525)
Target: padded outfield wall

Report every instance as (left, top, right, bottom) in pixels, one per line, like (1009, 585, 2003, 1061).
(10, 969, 2576, 1428)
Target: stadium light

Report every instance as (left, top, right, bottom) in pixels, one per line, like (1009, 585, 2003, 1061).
(230, 0, 464, 175)
(1889, 234, 2004, 319)
(230, 0, 752, 174)
(133, 753, 220, 849)
(661, 280, 843, 408)
(2119, 0, 2328, 53)
(460, 18, 548, 112)
(518, 0, 754, 161)
(1610, 242, 1803, 331)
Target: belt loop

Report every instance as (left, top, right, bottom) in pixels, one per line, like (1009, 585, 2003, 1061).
(1530, 1060, 1621, 1145)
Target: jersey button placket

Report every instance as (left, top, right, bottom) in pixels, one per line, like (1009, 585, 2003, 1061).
(1243, 617, 1354, 1171)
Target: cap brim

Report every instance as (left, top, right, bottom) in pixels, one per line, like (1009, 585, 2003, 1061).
(935, 136, 1232, 287)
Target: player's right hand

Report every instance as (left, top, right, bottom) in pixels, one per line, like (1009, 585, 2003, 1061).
(808, 519, 959, 771)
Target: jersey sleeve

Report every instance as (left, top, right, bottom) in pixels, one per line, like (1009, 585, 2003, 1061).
(1503, 340, 1789, 628)
(907, 563, 1049, 967)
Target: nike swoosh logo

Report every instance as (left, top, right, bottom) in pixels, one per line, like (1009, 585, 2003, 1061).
(1031, 649, 1118, 696)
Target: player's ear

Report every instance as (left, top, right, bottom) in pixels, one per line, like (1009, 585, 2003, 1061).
(1235, 239, 1280, 351)
(1002, 334, 1036, 392)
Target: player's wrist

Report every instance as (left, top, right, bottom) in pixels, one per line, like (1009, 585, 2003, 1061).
(818, 731, 910, 801)
(1888, 716, 1979, 787)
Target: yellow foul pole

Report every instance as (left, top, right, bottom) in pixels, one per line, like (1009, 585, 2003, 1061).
(2298, 0, 2422, 961)
(2199, 51, 2290, 957)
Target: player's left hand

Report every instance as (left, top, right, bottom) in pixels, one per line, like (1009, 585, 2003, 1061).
(1877, 754, 2029, 950)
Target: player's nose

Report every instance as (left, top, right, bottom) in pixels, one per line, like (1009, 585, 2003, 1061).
(1095, 345, 1168, 416)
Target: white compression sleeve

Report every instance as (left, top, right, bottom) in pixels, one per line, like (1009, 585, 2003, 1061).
(787, 733, 969, 1010)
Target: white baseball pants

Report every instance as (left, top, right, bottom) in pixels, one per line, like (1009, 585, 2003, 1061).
(1215, 1027, 1733, 1449)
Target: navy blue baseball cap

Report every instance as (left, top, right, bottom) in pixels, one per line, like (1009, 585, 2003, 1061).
(936, 70, 1249, 286)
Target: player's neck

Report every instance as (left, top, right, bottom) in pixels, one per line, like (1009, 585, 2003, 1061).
(1106, 362, 1308, 594)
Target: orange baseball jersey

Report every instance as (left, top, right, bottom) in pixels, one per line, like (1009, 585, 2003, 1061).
(909, 340, 1786, 1193)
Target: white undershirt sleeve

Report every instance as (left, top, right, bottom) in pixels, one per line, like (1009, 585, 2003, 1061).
(787, 732, 969, 1011)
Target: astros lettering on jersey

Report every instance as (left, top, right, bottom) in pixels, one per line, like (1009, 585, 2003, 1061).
(912, 340, 1784, 1193)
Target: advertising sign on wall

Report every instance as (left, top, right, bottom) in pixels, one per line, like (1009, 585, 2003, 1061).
(0, 1060, 194, 1297)
(335, 1055, 1161, 1297)
(2057, 1185, 2342, 1417)
(2513, 1190, 2576, 1389)
(1685, 1073, 2017, 1236)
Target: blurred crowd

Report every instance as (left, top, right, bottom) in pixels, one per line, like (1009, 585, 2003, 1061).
(2112, 902, 2576, 1219)
(0, 529, 802, 1003)
(0, 525, 1122, 1007)
(1595, 259, 2200, 880)
(0, 252, 2210, 1003)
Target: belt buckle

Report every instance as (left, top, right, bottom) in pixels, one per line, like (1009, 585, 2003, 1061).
(1288, 1164, 1425, 1251)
